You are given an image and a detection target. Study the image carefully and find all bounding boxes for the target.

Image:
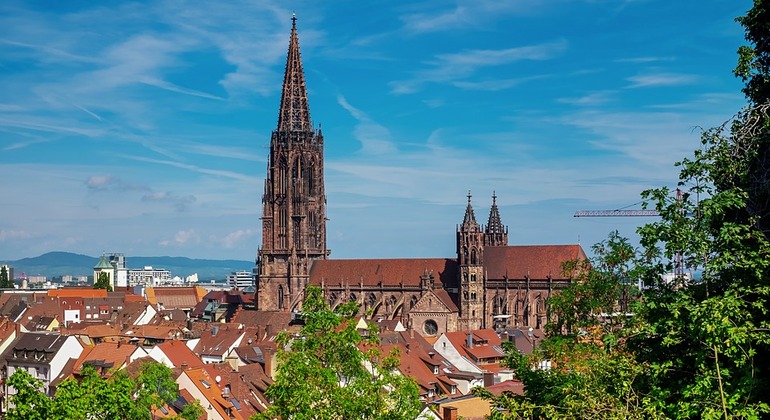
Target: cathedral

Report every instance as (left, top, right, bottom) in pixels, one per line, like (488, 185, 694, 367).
(255, 17, 586, 336)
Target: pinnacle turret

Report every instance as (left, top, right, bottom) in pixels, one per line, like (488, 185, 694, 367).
(461, 191, 478, 229)
(484, 191, 508, 246)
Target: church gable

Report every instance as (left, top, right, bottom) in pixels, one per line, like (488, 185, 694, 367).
(410, 291, 455, 315)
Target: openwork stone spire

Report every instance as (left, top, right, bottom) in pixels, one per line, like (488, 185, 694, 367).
(484, 191, 508, 246)
(276, 13, 312, 133)
(462, 190, 478, 228)
(257, 14, 328, 312)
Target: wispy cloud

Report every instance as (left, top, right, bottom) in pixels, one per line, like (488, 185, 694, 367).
(142, 191, 197, 211)
(337, 95, 398, 154)
(0, 229, 32, 241)
(626, 72, 698, 88)
(85, 175, 147, 192)
(400, 0, 540, 33)
(557, 91, 614, 106)
(218, 229, 258, 249)
(159, 229, 201, 246)
(390, 40, 567, 94)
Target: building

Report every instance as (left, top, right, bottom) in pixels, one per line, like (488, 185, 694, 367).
(127, 266, 171, 287)
(254, 17, 586, 335)
(255, 14, 329, 312)
(227, 271, 254, 290)
(93, 255, 115, 290)
(3, 332, 83, 401)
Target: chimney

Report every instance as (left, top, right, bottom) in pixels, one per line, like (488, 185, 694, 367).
(483, 371, 494, 387)
(181, 361, 188, 371)
(466, 333, 473, 348)
(443, 406, 458, 420)
(265, 324, 272, 338)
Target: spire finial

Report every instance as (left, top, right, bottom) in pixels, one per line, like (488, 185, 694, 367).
(292, 12, 297, 27)
(467, 190, 472, 204)
(492, 190, 497, 205)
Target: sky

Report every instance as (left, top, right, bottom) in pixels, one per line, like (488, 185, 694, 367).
(0, 0, 754, 263)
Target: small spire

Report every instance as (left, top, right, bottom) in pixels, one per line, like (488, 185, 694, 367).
(485, 191, 508, 245)
(291, 12, 297, 27)
(462, 190, 477, 227)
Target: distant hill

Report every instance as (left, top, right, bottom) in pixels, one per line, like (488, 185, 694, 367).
(0, 251, 254, 281)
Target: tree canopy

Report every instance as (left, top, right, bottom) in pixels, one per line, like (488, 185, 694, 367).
(6, 360, 202, 420)
(0, 265, 14, 289)
(481, 2, 770, 418)
(253, 285, 421, 420)
(93, 271, 113, 292)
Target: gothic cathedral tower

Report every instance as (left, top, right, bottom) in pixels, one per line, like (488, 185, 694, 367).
(457, 192, 485, 330)
(256, 15, 329, 311)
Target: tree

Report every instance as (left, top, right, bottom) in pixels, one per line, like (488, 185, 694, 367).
(548, 231, 640, 336)
(0, 265, 14, 289)
(253, 286, 421, 420)
(93, 271, 113, 292)
(478, 231, 661, 419)
(6, 369, 51, 420)
(6, 360, 192, 420)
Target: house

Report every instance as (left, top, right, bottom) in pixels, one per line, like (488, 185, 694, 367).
(72, 342, 148, 378)
(190, 325, 245, 364)
(176, 366, 246, 420)
(2, 332, 84, 407)
(147, 339, 204, 370)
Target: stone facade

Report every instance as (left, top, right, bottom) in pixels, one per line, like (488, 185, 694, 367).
(255, 18, 586, 336)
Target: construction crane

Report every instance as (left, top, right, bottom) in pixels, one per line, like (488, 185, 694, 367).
(574, 209, 659, 217)
(573, 191, 686, 278)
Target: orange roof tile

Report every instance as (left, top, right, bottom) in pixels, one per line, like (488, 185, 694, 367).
(49, 288, 108, 299)
(73, 342, 139, 377)
(155, 340, 204, 370)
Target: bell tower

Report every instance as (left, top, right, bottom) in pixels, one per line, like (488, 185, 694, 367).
(457, 191, 485, 330)
(256, 14, 329, 311)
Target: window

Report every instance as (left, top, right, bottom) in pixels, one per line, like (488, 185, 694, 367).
(423, 320, 438, 336)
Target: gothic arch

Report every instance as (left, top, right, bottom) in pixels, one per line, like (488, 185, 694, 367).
(471, 247, 478, 265)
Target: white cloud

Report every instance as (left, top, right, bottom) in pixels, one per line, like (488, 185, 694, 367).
(0, 229, 32, 241)
(626, 73, 698, 88)
(219, 229, 257, 249)
(160, 229, 201, 246)
(390, 40, 567, 94)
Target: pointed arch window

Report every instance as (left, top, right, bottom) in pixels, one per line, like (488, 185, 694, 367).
(410, 295, 418, 309)
(278, 286, 285, 310)
(471, 248, 478, 265)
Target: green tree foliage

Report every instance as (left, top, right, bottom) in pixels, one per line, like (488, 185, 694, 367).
(93, 271, 113, 292)
(482, 4, 770, 417)
(479, 231, 660, 419)
(0, 265, 14, 289)
(6, 360, 195, 420)
(6, 369, 52, 420)
(253, 286, 421, 420)
(548, 231, 640, 336)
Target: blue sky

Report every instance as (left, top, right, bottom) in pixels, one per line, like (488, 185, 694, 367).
(0, 0, 752, 262)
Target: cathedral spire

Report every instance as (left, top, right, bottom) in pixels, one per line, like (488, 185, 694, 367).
(277, 12, 312, 133)
(484, 191, 508, 246)
(462, 190, 478, 228)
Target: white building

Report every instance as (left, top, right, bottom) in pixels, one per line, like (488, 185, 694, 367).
(127, 266, 171, 287)
(227, 270, 254, 290)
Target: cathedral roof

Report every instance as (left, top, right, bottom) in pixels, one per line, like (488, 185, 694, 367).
(309, 258, 458, 288)
(484, 245, 586, 280)
(276, 14, 313, 133)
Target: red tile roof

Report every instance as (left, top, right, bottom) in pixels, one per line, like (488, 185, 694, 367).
(155, 339, 204, 370)
(484, 245, 586, 280)
(73, 342, 139, 377)
(310, 258, 458, 288)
